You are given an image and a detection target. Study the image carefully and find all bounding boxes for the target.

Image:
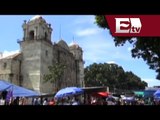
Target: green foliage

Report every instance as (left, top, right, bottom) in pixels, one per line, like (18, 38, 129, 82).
(95, 15, 108, 29)
(43, 63, 66, 83)
(84, 63, 148, 91)
(95, 15, 160, 80)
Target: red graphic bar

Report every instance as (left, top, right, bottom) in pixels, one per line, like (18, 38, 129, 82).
(105, 15, 160, 36)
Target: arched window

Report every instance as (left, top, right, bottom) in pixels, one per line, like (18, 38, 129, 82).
(45, 32, 48, 40)
(3, 62, 7, 69)
(29, 31, 34, 40)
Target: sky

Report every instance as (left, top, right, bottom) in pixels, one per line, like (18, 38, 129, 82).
(0, 15, 160, 87)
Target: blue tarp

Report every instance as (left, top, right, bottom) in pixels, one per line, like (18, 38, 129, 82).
(144, 90, 156, 98)
(154, 89, 160, 97)
(0, 80, 13, 91)
(0, 80, 39, 97)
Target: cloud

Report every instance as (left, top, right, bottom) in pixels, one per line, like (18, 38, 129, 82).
(75, 28, 101, 37)
(0, 50, 20, 59)
(142, 78, 160, 87)
(106, 61, 116, 64)
(73, 16, 95, 25)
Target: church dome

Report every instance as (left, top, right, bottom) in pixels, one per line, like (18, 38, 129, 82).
(30, 15, 46, 22)
(69, 41, 80, 49)
(57, 40, 70, 51)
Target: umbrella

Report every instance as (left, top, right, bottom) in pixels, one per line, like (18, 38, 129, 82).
(54, 87, 83, 99)
(92, 92, 109, 97)
(98, 92, 110, 97)
(122, 96, 135, 101)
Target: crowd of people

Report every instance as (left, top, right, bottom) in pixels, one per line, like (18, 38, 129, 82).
(0, 90, 82, 105)
(1, 90, 160, 105)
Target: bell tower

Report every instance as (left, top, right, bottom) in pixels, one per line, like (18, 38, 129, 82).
(69, 42, 84, 87)
(22, 15, 52, 42)
(18, 15, 54, 93)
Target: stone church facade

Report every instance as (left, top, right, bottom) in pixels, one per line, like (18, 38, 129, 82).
(0, 16, 84, 94)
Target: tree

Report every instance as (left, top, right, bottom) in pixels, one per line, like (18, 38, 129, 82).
(84, 63, 147, 91)
(43, 62, 66, 91)
(95, 15, 160, 80)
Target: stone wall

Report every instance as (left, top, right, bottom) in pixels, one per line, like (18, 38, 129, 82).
(10, 55, 22, 85)
(0, 59, 12, 82)
(20, 40, 42, 91)
(39, 40, 54, 94)
(52, 43, 77, 91)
